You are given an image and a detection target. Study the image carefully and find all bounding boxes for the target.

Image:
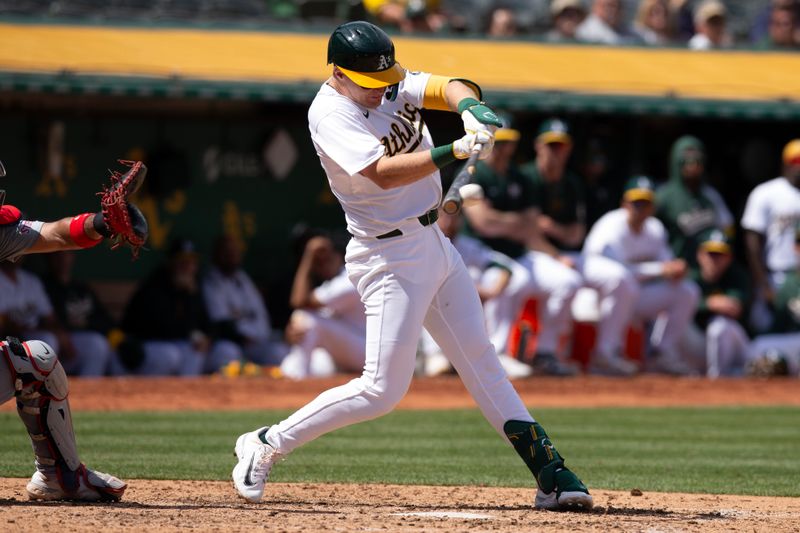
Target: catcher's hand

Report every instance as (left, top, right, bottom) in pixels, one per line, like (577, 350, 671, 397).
(98, 160, 148, 258)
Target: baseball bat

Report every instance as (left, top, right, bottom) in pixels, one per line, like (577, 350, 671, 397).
(442, 144, 482, 215)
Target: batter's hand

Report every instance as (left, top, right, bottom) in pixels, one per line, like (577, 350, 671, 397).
(461, 102, 503, 136)
(453, 131, 494, 160)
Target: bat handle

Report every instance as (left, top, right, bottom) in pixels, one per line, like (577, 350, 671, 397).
(441, 144, 483, 215)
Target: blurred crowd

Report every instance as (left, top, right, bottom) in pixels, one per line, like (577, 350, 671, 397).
(2, 120, 797, 381)
(1, 1, 797, 50)
(364, 0, 800, 50)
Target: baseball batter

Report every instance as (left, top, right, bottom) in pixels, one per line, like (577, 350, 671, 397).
(232, 21, 592, 511)
(0, 158, 147, 501)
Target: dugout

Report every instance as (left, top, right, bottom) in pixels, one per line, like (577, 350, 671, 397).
(0, 21, 798, 325)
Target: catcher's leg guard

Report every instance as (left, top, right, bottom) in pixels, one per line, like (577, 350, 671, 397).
(0, 337, 126, 501)
(504, 420, 592, 510)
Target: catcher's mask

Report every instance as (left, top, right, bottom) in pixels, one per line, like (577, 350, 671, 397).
(0, 160, 6, 208)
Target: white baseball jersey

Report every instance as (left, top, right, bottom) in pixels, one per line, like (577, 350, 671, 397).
(312, 267, 365, 330)
(308, 71, 439, 238)
(202, 267, 272, 341)
(583, 208, 673, 280)
(0, 267, 53, 329)
(740, 177, 800, 273)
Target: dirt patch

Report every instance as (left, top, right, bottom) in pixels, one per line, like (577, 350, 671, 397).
(1, 375, 798, 531)
(1, 374, 797, 413)
(1, 480, 799, 532)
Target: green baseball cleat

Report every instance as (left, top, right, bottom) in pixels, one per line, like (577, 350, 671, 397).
(504, 420, 593, 511)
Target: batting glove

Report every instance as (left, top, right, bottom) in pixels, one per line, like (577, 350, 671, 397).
(453, 131, 494, 160)
(461, 100, 503, 137)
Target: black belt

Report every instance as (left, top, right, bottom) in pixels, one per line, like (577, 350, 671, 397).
(375, 208, 439, 240)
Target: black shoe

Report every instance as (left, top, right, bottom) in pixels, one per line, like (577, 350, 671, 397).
(531, 352, 578, 377)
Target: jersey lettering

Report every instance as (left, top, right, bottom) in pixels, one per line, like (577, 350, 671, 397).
(380, 104, 425, 157)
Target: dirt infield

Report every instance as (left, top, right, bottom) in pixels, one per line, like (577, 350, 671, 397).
(1, 375, 798, 531)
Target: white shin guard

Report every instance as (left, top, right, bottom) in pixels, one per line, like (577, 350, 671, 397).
(1, 338, 82, 488)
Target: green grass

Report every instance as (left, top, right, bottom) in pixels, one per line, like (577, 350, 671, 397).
(1, 407, 798, 496)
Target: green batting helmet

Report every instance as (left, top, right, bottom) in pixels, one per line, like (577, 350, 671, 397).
(327, 21, 405, 89)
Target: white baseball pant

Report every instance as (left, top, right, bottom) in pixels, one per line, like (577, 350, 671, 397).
(748, 333, 800, 375)
(280, 309, 366, 380)
(483, 251, 581, 356)
(637, 279, 700, 356)
(681, 317, 751, 377)
(266, 224, 533, 454)
(576, 255, 640, 358)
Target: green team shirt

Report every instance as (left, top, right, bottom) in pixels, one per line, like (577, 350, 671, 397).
(689, 262, 751, 329)
(772, 271, 800, 333)
(461, 160, 537, 259)
(519, 162, 586, 251)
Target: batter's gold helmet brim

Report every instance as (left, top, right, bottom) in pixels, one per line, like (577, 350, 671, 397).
(337, 63, 406, 89)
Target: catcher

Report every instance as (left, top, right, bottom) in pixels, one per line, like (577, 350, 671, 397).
(0, 158, 146, 501)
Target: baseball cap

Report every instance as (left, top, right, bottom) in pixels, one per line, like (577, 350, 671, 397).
(623, 175, 656, 202)
(782, 139, 800, 165)
(328, 21, 405, 89)
(699, 229, 732, 254)
(694, 0, 727, 24)
(551, 0, 586, 17)
(169, 238, 199, 259)
(494, 111, 521, 142)
(536, 118, 572, 145)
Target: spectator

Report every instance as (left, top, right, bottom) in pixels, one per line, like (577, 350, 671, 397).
(655, 135, 734, 266)
(746, 223, 800, 377)
(487, 7, 519, 37)
(750, 0, 799, 45)
(203, 234, 287, 367)
(362, 0, 447, 33)
(681, 231, 751, 378)
(758, 3, 799, 49)
(280, 234, 366, 380)
(462, 123, 581, 376)
(740, 139, 800, 333)
(670, 0, 696, 41)
(121, 238, 240, 375)
(576, 0, 643, 45)
(688, 0, 732, 50)
(545, 0, 587, 42)
(42, 251, 117, 377)
(583, 176, 700, 375)
(633, 0, 677, 45)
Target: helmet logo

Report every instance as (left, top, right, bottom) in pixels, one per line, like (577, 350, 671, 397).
(377, 54, 392, 70)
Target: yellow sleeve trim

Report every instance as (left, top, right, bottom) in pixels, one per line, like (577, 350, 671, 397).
(423, 75, 454, 111)
(423, 76, 484, 111)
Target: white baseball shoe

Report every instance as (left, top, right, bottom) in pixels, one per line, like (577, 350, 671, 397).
(533, 465, 594, 511)
(497, 353, 533, 379)
(26, 464, 127, 502)
(232, 426, 282, 503)
(535, 487, 594, 511)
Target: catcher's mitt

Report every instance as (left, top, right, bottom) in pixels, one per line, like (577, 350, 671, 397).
(98, 160, 148, 258)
